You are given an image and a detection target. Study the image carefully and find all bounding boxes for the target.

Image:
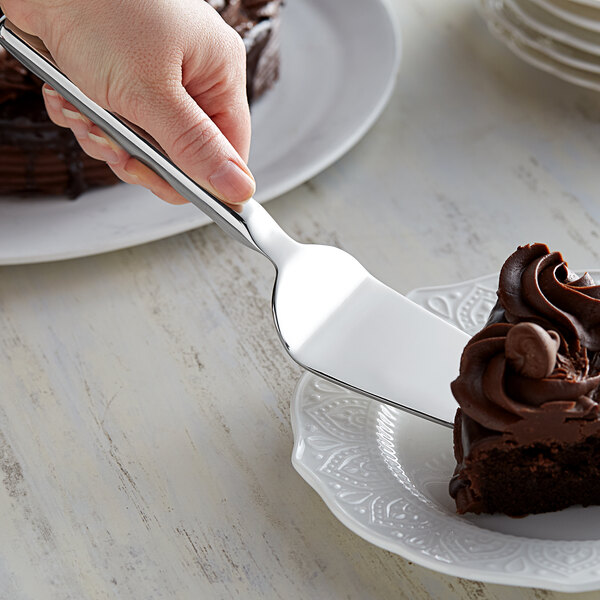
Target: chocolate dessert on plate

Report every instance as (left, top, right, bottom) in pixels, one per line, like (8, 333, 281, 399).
(450, 243, 600, 516)
(0, 0, 282, 198)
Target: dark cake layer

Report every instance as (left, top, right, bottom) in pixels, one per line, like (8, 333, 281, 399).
(451, 409, 600, 515)
(0, 144, 119, 198)
(0, 92, 119, 197)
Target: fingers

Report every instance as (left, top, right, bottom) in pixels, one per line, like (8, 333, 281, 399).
(0, 1, 38, 35)
(134, 86, 255, 205)
(189, 41, 252, 165)
(116, 159, 189, 205)
(178, 28, 255, 190)
(41, 85, 188, 205)
(43, 86, 121, 165)
(41, 79, 256, 206)
(204, 92, 252, 166)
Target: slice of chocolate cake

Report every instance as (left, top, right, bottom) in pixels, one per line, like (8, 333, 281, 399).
(0, 46, 120, 198)
(0, 0, 282, 198)
(450, 243, 600, 516)
(208, 0, 281, 103)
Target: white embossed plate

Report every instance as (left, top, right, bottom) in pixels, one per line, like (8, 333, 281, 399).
(291, 271, 600, 592)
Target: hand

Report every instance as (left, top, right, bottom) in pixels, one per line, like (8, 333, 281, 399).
(1, 0, 255, 205)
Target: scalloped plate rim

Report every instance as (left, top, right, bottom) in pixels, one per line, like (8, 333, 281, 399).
(291, 270, 600, 592)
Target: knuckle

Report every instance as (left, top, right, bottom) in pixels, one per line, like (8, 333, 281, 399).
(42, 104, 68, 128)
(229, 30, 247, 60)
(1, 0, 20, 18)
(107, 70, 178, 123)
(104, 61, 147, 113)
(169, 118, 222, 162)
(226, 31, 247, 74)
(213, 25, 246, 67)
(1, 1, 34, 30)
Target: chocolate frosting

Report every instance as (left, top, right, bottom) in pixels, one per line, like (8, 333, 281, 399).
(450, 243, 600, 448)
(497, 243, 600, 351)
(451, 322, 600, 443)
(505, 322, 560, 378)
(450, 243, 600, 512)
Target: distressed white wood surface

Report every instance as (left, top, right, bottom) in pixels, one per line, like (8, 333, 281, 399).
(1, 0, 600, 597)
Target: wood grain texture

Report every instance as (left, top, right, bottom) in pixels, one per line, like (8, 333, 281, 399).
(1, 0, 600, 597)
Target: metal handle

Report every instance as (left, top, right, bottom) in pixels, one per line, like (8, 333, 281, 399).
(0, 16, 296, 263)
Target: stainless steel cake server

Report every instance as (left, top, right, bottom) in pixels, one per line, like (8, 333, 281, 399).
(0, 17, 470, 428)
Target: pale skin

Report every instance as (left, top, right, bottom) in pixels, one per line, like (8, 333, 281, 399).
(1, 0, 255, 205)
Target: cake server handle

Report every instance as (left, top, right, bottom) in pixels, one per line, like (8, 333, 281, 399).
(0, 16, 294, 260)
(0, 17, 468, 428)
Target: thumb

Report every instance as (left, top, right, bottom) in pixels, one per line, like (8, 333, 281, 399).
(134, 86, 255, 205)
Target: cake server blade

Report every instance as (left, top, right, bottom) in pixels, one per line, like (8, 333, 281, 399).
(0, 17, 469, 428)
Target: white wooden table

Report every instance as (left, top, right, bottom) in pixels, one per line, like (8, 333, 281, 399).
(2, 0, 600, 597)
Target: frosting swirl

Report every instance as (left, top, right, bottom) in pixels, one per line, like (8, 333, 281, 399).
(497, 243, 600, 351)
(505, 322, 560, 378)
(451, 322, 600, 441)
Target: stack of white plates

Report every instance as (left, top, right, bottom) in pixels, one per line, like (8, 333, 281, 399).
(480, 0, 600, 91)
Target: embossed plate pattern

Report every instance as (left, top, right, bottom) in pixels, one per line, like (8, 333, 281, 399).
(291, 271, 600, 592)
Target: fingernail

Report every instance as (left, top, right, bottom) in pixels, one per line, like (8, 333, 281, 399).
(43, 87, 60, 97)
(62, 107, 89, 123)
(61, 108, 92, 138)
(42, 87, 62, 109)
(88, 131, 121, 152)
(209, 161, 255, 204)
(88, 132, 120, 165)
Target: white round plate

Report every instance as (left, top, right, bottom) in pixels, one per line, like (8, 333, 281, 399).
(481, 0, 600, 82)
(502, 0, 600, 55)
(291, 270, 600, 592)
(481, 0, 600, 89)
(0, 0, 400, 265)
(565, 0, 600, 11)
(529, 0, 600, 33)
